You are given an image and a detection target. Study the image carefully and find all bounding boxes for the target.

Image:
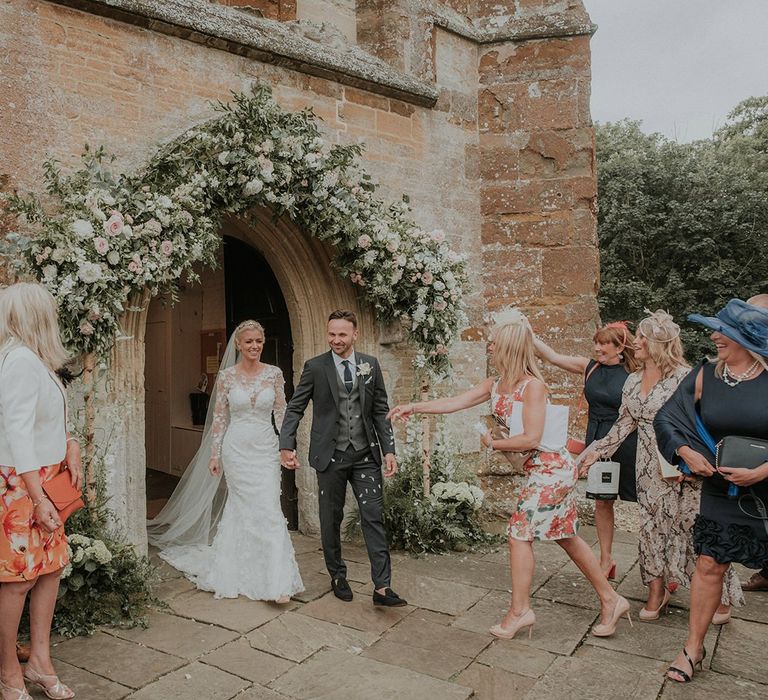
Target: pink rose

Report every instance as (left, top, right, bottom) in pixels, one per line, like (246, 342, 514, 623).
(104, 211, 124, 236)
(422, 271, 434, 285)
(94, 237, 109, 255)
(350, 272, 365, 286)
(357, 234, 372, 249)
(128, 259, 142, 274)
(160, 240, 174, 256)
(79, 320, 94, 335)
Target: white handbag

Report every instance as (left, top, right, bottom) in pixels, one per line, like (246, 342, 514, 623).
(586, 461, 620, 500)
(506, 400, 569, 452)
(656, 447, 680, 479)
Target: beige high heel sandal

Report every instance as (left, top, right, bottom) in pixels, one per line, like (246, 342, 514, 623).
(592, 595, 633, 637)
(639, 589, 671, 622)
(22, 667, 74, 700)
(0, 679, 32, 700)
(489, 608, 536, 640)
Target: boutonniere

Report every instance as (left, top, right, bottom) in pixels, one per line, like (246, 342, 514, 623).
(356, 362, 372, 378)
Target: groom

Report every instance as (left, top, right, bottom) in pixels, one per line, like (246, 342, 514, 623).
(279, 310, 406, 606)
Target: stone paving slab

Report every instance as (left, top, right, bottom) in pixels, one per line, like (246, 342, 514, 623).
(53, 659, 132, 700)
(525, 645, 664, 700)
(152, 575, 198, 601)
(533, 567, 603, 610)
(169, 590, 293, 632)
(475, 639, 557, 679)
(454, 593, 597, 655)
(290, 532, 324, 556)
(380, 615, 491, 658)
(711, 617, 768, 684)
(660, 668, 768, 698)
(236, 686, 292, 700)
(201, 638, 295, 684)
(246, 610, 379, 662)
(385, 570, 489, 615)
(362, 639, 471, 680)
(456, 661, 537, 699)
(269, 648, 473, 700)
(296, 590, 412, 633)
(399, 553, 514, 591)
(584, 600, 718, 663)
(126, 661, 249, 700)
(109, 610, 239, 659)
(52, 631, 185, 689)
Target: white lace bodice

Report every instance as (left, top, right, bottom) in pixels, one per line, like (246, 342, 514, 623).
(210, 364, 286, 459)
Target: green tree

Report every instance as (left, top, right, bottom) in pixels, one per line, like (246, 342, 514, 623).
(596, 96, 768, 359)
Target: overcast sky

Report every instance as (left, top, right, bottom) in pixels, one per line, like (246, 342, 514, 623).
(586, 0, 768, 142)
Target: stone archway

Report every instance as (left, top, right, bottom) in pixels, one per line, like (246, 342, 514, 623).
(110, 210, 378, 551)
(224, 212, 376, 534)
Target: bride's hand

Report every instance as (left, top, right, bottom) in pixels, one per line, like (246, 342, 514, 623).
(387, 404, 416, 422)
(208, 457, 221, 476)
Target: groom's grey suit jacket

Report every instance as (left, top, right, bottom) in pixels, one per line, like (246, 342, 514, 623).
(279, 351, 395, 472)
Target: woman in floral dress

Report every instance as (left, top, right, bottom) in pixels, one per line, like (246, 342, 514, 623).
(0, 283, 82, 700)
(389, 311, 632, 640)
(580, 311, 742, 621)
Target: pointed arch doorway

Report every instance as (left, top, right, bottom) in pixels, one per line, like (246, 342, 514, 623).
(144, 234, 298, 530)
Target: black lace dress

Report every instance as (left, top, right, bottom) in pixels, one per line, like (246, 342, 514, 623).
(694, 364, 768, 568)
(584, 360, 638, 501)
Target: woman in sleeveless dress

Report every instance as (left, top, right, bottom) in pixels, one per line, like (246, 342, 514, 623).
(655, 299, 768, 683)
(580, 311, 742, 623)
(148, 320, 303, 602)
(389, 311, 632, 639)
(534, 323, 640, 580)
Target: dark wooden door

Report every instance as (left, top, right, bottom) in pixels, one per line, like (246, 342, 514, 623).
(223, 235, 299, 529)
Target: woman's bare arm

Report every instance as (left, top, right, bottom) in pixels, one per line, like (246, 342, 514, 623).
(534, 337, 590, 375)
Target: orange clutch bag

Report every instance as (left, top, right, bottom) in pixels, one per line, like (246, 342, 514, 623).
(42, 470, 84, 523)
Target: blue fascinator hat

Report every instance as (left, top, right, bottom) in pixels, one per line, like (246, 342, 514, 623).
(688, 299, 768, 358)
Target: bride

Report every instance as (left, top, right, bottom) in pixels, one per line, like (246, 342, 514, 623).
(147, 320, 303, 602)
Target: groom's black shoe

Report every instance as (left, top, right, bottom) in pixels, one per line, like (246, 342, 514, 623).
(373, 587, 408, 607)
(331, 577, 353, 602)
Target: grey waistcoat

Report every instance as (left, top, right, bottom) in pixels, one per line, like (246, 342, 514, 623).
(335, 368, 368, 452)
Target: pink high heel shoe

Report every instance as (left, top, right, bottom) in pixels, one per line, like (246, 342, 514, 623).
(0, 679, 32, 700)
(592, 595, 633, 637)
(489, 608, 536, 640)
(22, 667, 74, 700)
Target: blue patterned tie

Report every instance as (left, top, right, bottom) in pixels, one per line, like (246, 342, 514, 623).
(342, 360, 353, 393)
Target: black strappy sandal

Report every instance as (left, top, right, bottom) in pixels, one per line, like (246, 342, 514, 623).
(667, 646, 706, 683)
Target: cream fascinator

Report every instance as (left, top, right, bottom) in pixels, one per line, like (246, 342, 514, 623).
(638, 309, 680, 343)
(490, 306, 529, 328)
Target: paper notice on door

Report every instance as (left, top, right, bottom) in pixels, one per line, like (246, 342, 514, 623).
(206, 355, 220, 374)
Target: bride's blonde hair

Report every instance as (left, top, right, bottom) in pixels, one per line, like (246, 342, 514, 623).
(489, 309, 546, 390)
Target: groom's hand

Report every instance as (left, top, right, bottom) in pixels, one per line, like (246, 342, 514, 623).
(280, 449, 299, 470)
(383, 453, 398, 478)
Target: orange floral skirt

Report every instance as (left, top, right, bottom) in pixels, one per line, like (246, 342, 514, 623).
(0, 463, 69, 582)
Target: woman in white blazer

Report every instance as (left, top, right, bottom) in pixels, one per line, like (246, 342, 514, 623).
(0, 283, 81, 700)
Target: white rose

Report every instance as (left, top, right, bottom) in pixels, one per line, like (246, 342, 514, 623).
(77, 261, 102, 283)
(243, 178, 264, 196)
(71, 219, 94, 238)
(107, 250, 120, 266)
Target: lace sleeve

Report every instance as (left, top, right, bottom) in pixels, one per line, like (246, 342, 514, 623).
(272, 367, 287, 431)
(210, 369, 231, 460)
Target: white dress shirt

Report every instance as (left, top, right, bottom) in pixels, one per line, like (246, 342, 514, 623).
(332, 350, 357, 387)
(0, 342, 68, 474)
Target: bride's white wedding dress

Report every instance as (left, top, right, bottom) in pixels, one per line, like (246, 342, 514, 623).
(159, 364, 303, 600)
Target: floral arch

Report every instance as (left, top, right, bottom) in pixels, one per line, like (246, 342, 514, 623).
(4, 84, 469, 547)
(6, 85, 468, 374)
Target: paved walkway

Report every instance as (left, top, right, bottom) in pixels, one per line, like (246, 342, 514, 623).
(47, 527, 768, 699)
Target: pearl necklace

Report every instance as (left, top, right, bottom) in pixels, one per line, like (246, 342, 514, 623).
(722, 360, 759, 387)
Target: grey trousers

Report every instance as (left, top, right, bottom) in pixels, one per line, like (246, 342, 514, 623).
(317, 445, 391, 589)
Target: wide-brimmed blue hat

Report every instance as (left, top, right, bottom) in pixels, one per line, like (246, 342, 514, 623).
(689, 299, 768, 357)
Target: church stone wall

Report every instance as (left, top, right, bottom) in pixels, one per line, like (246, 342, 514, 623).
(0, 0, 600, 543)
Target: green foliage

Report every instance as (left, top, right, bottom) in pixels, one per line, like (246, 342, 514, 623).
(50, 501, 160, 638)
(380, 422, 499, 554)
(596, 96, 768, 359)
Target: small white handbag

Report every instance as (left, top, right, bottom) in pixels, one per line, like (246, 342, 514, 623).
(506, 400, 569, 452)
(656, 447, 680, 479)
(586, 461, 620, 500)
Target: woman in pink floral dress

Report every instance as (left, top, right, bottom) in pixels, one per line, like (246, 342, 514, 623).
(389, 311, 632, 640)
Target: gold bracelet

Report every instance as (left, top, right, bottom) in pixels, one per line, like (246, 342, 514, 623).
(32, 495, 49, 508)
